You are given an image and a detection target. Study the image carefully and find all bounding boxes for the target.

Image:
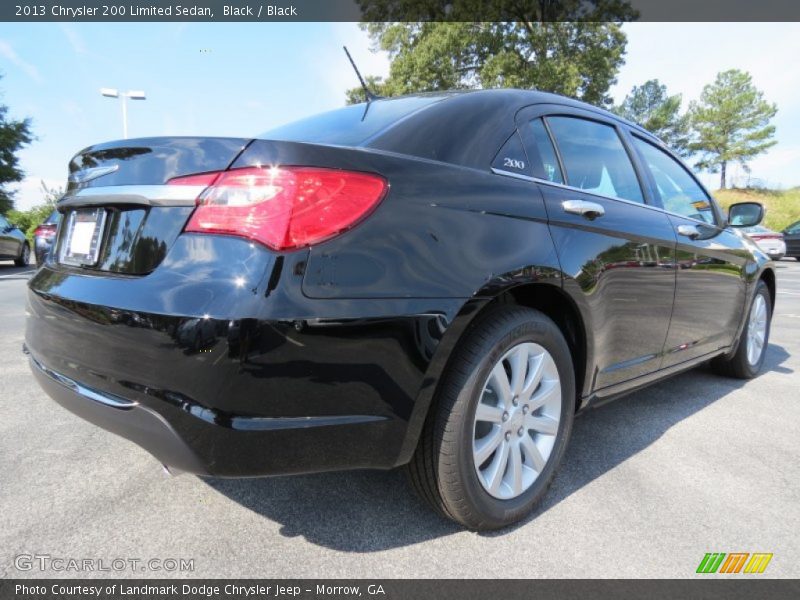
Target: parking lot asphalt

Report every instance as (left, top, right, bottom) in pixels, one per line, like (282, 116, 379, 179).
(1, 259, 798, 579)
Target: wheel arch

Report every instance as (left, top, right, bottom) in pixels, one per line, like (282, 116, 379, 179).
(493, 283, 588, 409)
(396, 276, 592, 466)
(760, 265, 776, 309)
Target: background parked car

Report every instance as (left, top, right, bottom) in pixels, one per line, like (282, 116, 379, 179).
(742, 225, 786, 260)
(0, 214, 30, 266)
(784, 220, 800, 260)
(33, 210, 60, 265)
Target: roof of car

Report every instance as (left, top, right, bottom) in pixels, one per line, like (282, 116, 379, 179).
(358, 88, 657, 170)
(377, 88, 654, 136)
(262, 88, 662, 171)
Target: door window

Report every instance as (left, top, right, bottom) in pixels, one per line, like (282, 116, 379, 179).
(546, 116, 643, 203)
(632, 136, 715, 224)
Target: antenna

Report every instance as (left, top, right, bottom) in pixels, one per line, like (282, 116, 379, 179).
(343, 46, 380, 103)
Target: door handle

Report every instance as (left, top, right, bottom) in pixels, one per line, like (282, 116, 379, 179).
(676, 224, 701, 240)
(562, 200, 605, 220)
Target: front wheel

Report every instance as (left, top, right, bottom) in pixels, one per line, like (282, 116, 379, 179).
(406, 306, 575, 530)
(712, 280, 772, 379)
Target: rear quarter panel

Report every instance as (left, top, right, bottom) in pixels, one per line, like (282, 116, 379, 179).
(235, 140, 561, 300)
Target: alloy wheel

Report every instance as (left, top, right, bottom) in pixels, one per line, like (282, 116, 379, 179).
(472, 342, 561, 500)
(746, 294, 768, 366)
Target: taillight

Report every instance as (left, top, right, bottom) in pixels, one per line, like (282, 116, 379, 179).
(34, 224, 57, 239)
(175, 166, 387, 251)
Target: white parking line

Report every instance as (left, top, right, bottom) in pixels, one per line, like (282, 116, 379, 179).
(0, 269, 35, 279)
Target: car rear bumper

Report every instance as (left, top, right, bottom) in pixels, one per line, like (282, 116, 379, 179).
(756, 241, 786, 259)
(29, 353, 207, 474)
(27, 347, 401, 477)
(25, 235, 466, 476)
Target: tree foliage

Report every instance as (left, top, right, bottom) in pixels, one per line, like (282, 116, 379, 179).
(0, 75, 34, 214)
(688, 69, 777, 189)
(347, 1, 637, 106)
(7, 180, 62, 242)
(613, 79, 689, 154)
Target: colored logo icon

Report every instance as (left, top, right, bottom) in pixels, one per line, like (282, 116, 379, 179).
(697, 553, 773, 574)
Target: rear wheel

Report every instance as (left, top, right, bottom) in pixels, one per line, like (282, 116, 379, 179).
(406, 306, 575, 530)
(14, 243, 30, 267)
(712, 280, 771, 379)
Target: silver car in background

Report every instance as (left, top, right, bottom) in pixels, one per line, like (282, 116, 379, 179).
(742, 225, 786, 260)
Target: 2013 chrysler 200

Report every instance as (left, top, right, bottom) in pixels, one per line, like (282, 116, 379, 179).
(26, 90, 775, 529)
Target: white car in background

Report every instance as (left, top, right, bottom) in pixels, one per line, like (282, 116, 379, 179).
(742, 225, 786, 260)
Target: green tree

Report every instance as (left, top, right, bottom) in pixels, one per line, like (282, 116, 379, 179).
(688, 69, 777, 189)
(614, 79, 689, 154)
(0, 75, 34, 214)
(7, 180, 62, 243)
(348, 2, 637, 106)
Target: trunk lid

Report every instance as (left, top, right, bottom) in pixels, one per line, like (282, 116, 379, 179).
(57, 137, 250, 274)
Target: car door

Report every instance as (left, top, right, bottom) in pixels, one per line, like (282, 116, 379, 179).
(0, 215, 17, 257)
(628, 134, 748, 366)
(517, 108, 677, 391)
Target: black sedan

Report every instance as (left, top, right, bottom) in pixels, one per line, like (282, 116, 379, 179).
(25, 90, 775, 530)
(0, 213, 30, 266)
(784, 220, 800, 260)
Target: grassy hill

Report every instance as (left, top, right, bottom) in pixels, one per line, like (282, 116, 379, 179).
(713, 187, 800, 232)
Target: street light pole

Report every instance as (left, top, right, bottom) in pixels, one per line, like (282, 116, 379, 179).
(100, 88, 147, 139)
(121, 94, 128, 139)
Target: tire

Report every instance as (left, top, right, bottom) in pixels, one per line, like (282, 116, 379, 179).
(406, 306, 575, 530)
(14, 243, 30, 267)
(712, 280, 771, 379)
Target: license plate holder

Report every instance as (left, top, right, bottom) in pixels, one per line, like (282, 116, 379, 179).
(60, 208, 107, 267)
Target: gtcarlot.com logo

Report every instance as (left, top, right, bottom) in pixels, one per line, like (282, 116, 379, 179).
(697, 552, 773, 574)
(14, 554, 195, 573)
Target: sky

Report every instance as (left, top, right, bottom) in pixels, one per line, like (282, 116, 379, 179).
(1, 21, 799, 210)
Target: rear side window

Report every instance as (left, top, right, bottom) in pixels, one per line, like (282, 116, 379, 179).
(631, 136, 714, 224)
(522, 119, 564, 184)
(547, 116, 643, 203)
(491, 131, 530, 176)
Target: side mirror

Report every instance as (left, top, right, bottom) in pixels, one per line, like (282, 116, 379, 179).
(727, 202, 764, 228)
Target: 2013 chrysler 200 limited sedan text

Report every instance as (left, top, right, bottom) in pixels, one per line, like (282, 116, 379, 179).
(26, 90, 776, 529)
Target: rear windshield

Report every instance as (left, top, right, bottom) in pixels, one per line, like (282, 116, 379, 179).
(259, 96, 446, 146)
(45, 210, 60, 224)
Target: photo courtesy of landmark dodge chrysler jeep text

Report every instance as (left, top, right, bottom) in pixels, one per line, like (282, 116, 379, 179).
(25, 90, 776, 529)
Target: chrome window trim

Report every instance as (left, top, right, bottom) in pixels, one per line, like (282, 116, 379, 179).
(490, 167, 535, 182)
(491, 167, 722, 229)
